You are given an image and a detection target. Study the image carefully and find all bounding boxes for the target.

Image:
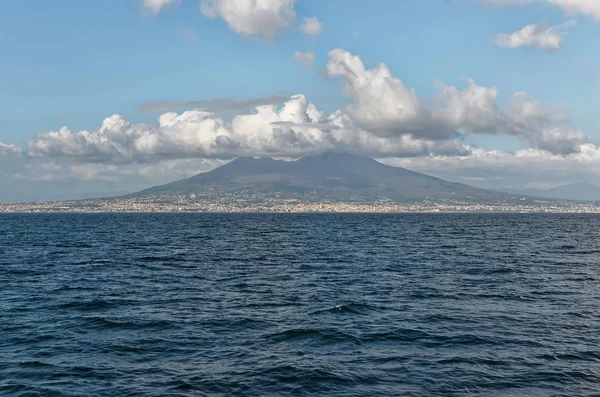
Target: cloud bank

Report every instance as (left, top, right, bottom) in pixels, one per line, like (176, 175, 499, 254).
(24, 49, 590, 164)
(392, 143, 600, 189)
(26, 93, 468, 165)
(3, 48, 596, 191)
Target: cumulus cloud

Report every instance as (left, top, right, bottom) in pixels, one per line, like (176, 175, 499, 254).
(325, 111, 470, 158)
(480, 0, 600, 20)
(142, 0, 179, 14)
(9, 106, 600, 194)
(26, 94, 471, 165)
(293, 51, 315, 71)
(324, 48, 587, 154)
(504, 92, 587, 153)
(432, 79, 507, 134)
(495, 21, 575, 51)
(298, 17, 324, 36)
(13, 47, 598, 191)
(325, 49, 432, 138)
(25, 49, 590, 168)
(200, 0, 296, 38)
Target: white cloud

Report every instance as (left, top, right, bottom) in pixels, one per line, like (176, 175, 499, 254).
(504, 91, 587, 153)
(142, 0, 179, 14)
(325, 48, 428, 137)
(8, 106, 600, 194)
(495, 21, 575, 51)
(293, 51, 315, 71)
(200, 0, 296, 38)
(0, 142, 22, 157)
(549, 0, 600, 19)
(15, 138, 600, 195)
(24, 48, 590, 170)
(325, 111, 470, 158)
(325, 48, 587, 154)
(388, 143, 600, 189)
(25, 94, 471, 165)
(10, 47, 598, 191)
(480, 0, 600, 20)
(432, 79, 506, 134)
(298, 17, 324, 36)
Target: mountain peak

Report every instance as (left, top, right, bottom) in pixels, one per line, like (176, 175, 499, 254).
(200, 156, 284, 178)
(226, 156, 279, 166)
(302, 151, 372, 160)
(213, 152, 383, 177)
(302, 151, 366, 161)
(135, 151, 501, 202)
(293, 151, 384, 171)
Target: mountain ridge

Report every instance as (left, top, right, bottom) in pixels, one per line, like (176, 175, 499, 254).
(133, 152, 512, 203)
(499, 182, 600, 202)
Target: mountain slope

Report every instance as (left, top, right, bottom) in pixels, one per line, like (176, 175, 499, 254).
(501, 182, 600, 201)
(134, 152, 508, 202)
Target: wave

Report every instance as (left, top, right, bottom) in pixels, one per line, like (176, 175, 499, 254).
(81, 316, 179, 330)
(312, 303, 384, 315)
(266, 328, 359, 344)
(55, 299, 135, 311)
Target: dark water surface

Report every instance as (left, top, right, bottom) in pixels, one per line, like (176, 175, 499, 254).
(1, 213, 599, 396)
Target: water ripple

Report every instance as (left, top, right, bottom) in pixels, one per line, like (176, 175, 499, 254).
(1, 213, 599, 396)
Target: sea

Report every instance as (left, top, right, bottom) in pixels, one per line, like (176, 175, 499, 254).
(1, 213, 599, 396)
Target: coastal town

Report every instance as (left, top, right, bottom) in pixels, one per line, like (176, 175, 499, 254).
(2, 192, 600, 213)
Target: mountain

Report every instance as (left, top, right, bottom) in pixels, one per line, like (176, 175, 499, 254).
(501, 182, 600, 202)
(133, 152, 512, 203)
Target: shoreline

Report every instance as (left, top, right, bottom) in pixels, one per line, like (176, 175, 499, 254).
(3, 196, 600, 214)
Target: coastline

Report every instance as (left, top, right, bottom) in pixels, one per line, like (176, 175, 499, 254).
(3, 198, 600, 214)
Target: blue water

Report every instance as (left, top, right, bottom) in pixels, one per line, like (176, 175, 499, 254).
(1, 213, 599, 396)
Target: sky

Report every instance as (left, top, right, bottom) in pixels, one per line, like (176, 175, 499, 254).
(1, 0, 600, 202)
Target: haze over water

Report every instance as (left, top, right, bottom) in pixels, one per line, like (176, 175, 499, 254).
(1, 213, 599, 396)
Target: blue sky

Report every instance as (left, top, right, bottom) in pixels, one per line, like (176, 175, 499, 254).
(1, 0, 600, 201)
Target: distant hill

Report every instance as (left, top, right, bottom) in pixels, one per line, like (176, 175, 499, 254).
(500, 182, 600, 202)
(133, 152, 513, 203)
